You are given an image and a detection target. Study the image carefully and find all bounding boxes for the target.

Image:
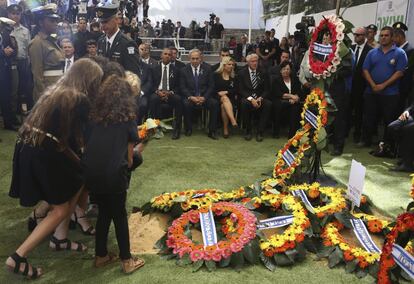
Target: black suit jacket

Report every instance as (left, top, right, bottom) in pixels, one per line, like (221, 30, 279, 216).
(136, 61, 153, 97)
(351, 43, 372, 93)
(401, 43, 414, 95)
(237, 67, 269, 100)
(180, 64, 214, 99)
(171, 60, 186, 69)
(273, 76, 303, 101)
(151, 63, 180, 95)
(175, 26, 186, 38)
(235, 43, 254, 62)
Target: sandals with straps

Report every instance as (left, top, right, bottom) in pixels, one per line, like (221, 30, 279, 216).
(6, 252, 42, 279)
(70, 212, 95, 236)
(49, 236, 87, 252)
(27, 209, 47, 232)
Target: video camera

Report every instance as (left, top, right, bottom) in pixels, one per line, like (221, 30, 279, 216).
(293, 16, 315, 50)
(209, 13, 216, 25)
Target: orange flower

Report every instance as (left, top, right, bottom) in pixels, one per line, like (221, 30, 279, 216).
(308, 188, 320, 199)
(368, 220, 383, 233)
(358, 259, 369, 269)
(343, 250, 354, 261)
(317, 212, 325, 218)
(295, 233, 305, 242)
(323, 239, 333, 247)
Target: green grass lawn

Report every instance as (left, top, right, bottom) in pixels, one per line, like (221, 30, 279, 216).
(0, 128, 411, 283)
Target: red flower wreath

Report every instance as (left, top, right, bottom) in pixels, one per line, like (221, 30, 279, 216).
(378, 212, 414, 284)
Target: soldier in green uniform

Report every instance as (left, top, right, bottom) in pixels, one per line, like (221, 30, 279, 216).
(29, 4, 64, 102)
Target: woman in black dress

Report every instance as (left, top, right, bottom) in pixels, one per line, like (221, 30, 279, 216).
(214, 57, 238, 138)
(272, 61, 303, 138)
(6, 58, 103, 279)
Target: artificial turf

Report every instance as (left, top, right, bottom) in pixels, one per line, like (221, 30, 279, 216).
(0, 127, 411, 283)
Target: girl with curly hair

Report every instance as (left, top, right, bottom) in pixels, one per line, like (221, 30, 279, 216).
(82, 75, 145, 273)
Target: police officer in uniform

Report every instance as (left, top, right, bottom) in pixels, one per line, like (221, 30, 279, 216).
(7, 4, 32, 114)
(96, 0, 152, 124)
(366, 24, 379, 48)
(0, 16, 18, 130)
(392, 22, 413, 111)
(29, 4, 64, 102)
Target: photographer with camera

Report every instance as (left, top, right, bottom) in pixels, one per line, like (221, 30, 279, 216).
(210, 14, 224, 52)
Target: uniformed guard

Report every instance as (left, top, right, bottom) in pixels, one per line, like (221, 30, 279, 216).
(366, 24, 379, 48)
(392, 21, 413, 111)
(7, 4, 33, 114)
(29, 3, 64, 102)
(0, 16, 19, 131)
(96, 0, 153, 124)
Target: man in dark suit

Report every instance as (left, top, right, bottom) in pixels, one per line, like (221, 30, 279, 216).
(388, 101, 414, 172)
(350, 27, 372, 143)
(174, 21, 186, 38)
(235, 34, 253, 62)
(170, 46, 186, 69)
(149, 48, 183, 139)
(238, 53, 272, 141)
(72, 16, 91, 58)
(180, 49, 218, 139)
(392, 22, 413, 113)
(139, 43, 158, 66)
(96, 3, 152, 124)
(61, 39, 77, 73)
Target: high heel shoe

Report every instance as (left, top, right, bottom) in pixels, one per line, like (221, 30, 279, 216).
(27, 210, 46, 232)
(71, 212, 95, 235)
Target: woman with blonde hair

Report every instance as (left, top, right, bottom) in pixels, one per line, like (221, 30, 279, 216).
(6, 58, 103, 279)
(214, 56, 238, 138)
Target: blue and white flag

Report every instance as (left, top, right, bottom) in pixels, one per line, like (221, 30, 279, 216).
(313, 43, 333, 56)
(192, 193, 206, 199)
(305, 109, 318, 129)
(257, 215, 294, 230)
(392, 244, 414, 279)
(350, 218, 381, 253)
(282, 149, 295, 167)
(199, 208, 218, 247)
(292, 190, 315, 213)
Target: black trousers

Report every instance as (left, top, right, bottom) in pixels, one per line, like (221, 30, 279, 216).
(362, 93, 400, 145)
(183, 97, 219, 132)
(272, 99, 301, 138)
(137, 96, 149, 124)
(95, 191, 131, 260)
(0, 66, 15, 128)
(388, 116, 414, 164)
(240, 98, 272, 133)
(349, 86, 365, 141)
(149, 93, 183, 130)
(14, 59, 34, 111)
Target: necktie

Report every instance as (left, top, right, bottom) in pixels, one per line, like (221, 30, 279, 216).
(66, 59, 71, 72)
(251, 71, 258, 90)
(106, 41, 111, 56)
(162, 65, 168, 90)
(355, 46, 360, 64)
(194, 67, 200, 97)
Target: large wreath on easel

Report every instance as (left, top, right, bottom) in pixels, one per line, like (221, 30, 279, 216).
(308, 14, 346, 80)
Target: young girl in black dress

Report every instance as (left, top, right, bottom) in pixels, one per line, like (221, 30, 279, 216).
(6, 58, 103, 279)
(82, 75, 145, 273)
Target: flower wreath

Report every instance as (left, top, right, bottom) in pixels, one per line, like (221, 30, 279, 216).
(321, 220, 383, 274)
(352, 213, 392, 235)
(378, 212, 414, 284)
(138, 118, 160, 140)
(272, 127, 311, 180)
(300, 88, 329, 144)
(287, 183, 347, 218)
(149, 189, 223, 212)
(308, 14, 346, 80)
(258, 194, 311, 267)
(410, 174, 414, 200)
(162, 202, 259, 271)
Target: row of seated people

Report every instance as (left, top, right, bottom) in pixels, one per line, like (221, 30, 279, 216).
(140, 48, 303, 141)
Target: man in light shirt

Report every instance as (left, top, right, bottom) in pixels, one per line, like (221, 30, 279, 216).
(62, 40, 76, 72)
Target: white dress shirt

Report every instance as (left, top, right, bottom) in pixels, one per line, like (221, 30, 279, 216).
(106, 29, 120, 49)
(65, 55, 74, 72)
(354, 41, 366, 65)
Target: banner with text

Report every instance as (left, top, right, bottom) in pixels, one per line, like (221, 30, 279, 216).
(351, 219, 381, 253)
(199, 209, 218, 247)
(392, 244, 414, 279)
(376, 0, 409, 30)
(257, 215, 294, 230)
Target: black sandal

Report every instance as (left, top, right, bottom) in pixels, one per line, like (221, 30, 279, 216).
(27, 209, 46, 232)
(70, 212, 95, 236)
(49, 236, 87, 252)
(6, 252, 41, 279)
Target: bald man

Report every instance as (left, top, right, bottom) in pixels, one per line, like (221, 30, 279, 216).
(350, 27, 372, 144)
